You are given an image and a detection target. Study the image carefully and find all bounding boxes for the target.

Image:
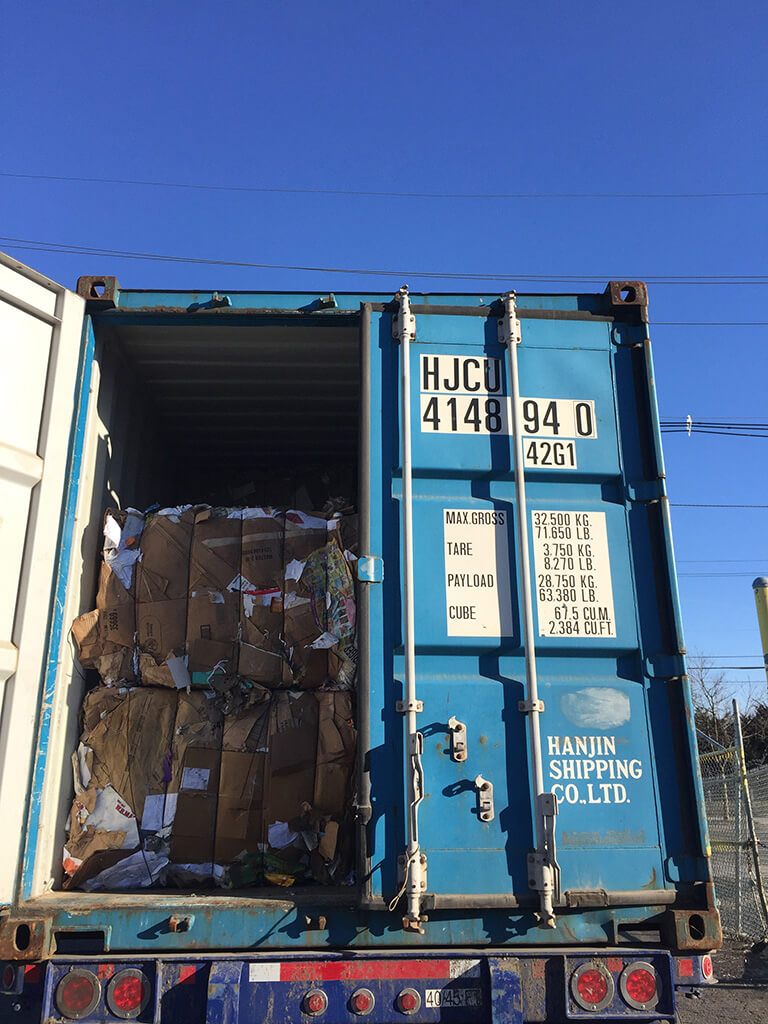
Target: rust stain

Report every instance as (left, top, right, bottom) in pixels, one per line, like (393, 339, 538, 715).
(641, 867, 658, 889)
(478, 735, 488, 745)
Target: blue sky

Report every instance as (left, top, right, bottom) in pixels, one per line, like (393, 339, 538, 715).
(2, 0, 766, 701)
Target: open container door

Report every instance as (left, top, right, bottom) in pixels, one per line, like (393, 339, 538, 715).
(360, 287, 716, 945)
(0, 252, 89, 909)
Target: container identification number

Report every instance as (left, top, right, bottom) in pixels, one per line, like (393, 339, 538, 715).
(419, 355, 597, 466)
(531, 510, 616, 638)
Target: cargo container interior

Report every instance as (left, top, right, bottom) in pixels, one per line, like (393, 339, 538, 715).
(43, 311, 362, 897)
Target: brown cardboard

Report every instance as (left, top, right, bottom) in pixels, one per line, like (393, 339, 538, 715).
(137, 598, 188, 664)
(187, 593, 239, 662)
(135, 509, 196, 601)
(82, 687, 178, 822)
(214, 750, 267, 861)
(241, 517, 284, 589)
(189, 513, 241, 591)
(169, 746, 220, 864)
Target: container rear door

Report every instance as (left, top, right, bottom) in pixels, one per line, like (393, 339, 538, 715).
(361, 296, 703, 915)
(0, 252, 86, 906)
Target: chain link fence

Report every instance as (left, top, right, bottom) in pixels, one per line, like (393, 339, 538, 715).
(699, 733, 768, 942)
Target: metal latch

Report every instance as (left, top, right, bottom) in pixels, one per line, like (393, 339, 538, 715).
(526, 793, 561, 928)
(447, 717, 467, 762)
(475, 775, 495, 822)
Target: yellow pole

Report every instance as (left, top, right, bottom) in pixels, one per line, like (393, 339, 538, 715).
(753, 577, 768, 685)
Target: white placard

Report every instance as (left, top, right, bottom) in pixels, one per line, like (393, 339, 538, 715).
(443, 509, 514, 637)
(249, 963, 281, 982)
(531, 510, 616, 638)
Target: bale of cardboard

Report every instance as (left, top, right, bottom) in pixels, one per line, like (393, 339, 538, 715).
(63, 685, 356, 891)
(72, 505, 358, 691)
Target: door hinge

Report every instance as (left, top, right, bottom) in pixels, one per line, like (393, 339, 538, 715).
(392, 285, 416, 342)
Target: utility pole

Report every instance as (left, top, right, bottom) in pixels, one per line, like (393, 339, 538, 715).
(753, 577, 768, 685)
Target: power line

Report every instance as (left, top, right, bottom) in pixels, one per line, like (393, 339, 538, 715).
(2, 237, 768, 286)
(663, 429, 768, 437)
(671, 503, 768, 509)
(3, 170, 768, 200)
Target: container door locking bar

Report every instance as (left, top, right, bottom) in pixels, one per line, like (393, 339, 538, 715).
(499, 292, 561, 928)
(392, 286, 427, 933)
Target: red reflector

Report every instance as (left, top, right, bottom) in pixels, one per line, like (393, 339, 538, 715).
(56, 970, 101, 1018)
(24, 964, 41, 985)
(179, 965, 197, 984)
(625, 968, 656, 1003)
(605, 957, 622, 973)
(97, 963, 114, 979)
(2, 965, 15, 989)
(702, 955, 713, 979)
(577, 969, 608, 1005)
(112, 975, 144, 1011)
(678, 958, 694, 978)
(106, 969, 150, 1019)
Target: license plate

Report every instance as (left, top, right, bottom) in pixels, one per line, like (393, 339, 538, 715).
(425, 988, 482, 1007)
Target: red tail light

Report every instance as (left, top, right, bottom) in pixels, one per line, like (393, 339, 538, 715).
(570, 962, 614, 1011)
(702, 954, 713, 979)
(55, 969, 101, 1019)
(106, 968, 151, 1019)
(619, 961, 659, 1010)
(350, 987, 375, 1014)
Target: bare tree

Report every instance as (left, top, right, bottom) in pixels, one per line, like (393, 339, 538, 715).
(688, 655, 731, 747)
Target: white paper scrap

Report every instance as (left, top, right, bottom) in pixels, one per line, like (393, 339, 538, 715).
(85, 786, 139, 849)
(268, 821, 299, 849)
(181, 767, 210, 791)
(310, 631, 339, 650)
(82, 850, 168, 892)
(284, 558, 306, 582)
(166, 655, 192, 690)
(141, 793, 178, 831)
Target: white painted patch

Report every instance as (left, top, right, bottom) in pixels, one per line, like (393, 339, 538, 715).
(449, 959, 481, 979)
(249, 963, 281, 982)
(560, 687, 631, 729)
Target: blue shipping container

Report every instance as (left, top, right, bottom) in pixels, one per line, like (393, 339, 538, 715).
(0, 257, 719, 1022)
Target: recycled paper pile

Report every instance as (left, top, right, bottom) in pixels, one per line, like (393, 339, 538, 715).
(66, 505, 358, 891)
